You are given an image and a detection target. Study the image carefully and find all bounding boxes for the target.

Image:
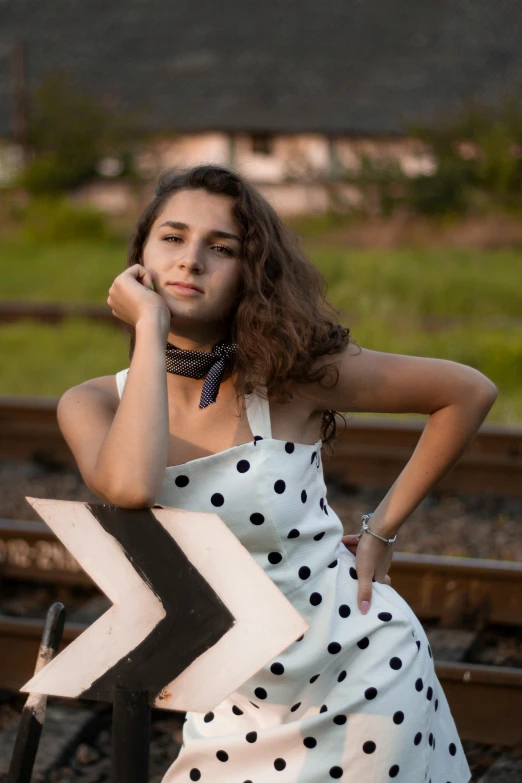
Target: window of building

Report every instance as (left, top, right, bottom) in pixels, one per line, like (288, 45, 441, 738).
(251, 133, 274, 155)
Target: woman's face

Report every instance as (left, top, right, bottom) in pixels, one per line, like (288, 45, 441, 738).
(142, 188, 242, 333)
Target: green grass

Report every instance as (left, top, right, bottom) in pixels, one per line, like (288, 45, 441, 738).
(0, 318, 129, 396)
(0, 238, 520, 423)
(0, 239, 127, 301)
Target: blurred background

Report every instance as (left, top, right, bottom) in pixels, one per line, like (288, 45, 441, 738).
(1, 4, 522, 780)
(0, 0, 521, 419)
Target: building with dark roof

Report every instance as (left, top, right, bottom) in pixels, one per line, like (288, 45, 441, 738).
(1, 0, 521, 213)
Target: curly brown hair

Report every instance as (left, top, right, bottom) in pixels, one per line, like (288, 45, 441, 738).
(125, 164, 355, 452)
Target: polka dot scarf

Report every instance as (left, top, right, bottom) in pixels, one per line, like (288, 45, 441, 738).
(165, 340, 238, 408)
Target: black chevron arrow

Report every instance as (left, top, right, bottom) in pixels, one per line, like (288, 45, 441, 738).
(79, 503, 235, 703)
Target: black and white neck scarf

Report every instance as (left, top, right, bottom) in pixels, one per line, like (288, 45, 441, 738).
(165, 340, 238, 409)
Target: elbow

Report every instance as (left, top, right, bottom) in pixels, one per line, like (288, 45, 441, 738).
(469, 376, 498, 414)
(476, 377, 498, 404)
(94, 482, 156, 510)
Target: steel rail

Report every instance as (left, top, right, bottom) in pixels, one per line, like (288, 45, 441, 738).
(1, 398, 522, 496)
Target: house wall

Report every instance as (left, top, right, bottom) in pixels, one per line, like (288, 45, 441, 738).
(0, 131, 438, 216)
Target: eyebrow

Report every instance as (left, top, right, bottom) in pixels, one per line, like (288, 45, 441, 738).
(158, 220, 241, 242)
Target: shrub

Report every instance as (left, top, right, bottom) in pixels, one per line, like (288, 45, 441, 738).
(10, 197, 111, 242)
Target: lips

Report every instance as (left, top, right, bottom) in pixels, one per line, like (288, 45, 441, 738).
(167, 281, 203, 293)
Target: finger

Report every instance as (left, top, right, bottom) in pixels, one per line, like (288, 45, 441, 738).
(136, 267, 155, 290)
(357, 572, 373, 615)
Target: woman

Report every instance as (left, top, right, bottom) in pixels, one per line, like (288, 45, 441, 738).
(58, 164, 494, 781)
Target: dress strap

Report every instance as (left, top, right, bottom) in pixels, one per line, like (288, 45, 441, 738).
(244, 388, 272, 440)
(116, 369, 273, 439)
(115, 368, 129, 399)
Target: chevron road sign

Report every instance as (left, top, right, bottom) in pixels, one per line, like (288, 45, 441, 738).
(21, 497, 309, 713)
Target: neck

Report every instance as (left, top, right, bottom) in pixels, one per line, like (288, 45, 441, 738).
(166, 325, 231, 353)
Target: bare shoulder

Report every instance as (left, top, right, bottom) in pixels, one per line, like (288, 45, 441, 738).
(294, 342, 496, 416)
(59, 375, 120, 411)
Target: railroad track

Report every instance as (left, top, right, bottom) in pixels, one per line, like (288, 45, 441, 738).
(2, 397, 522, 497)
(0, 300, 115, 328)
(1, 518, 522, 749)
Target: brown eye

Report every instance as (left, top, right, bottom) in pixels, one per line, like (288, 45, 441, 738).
(213, 244, 234, 256)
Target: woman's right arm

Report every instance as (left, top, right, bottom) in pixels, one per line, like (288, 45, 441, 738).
(57, 264, 172, 508)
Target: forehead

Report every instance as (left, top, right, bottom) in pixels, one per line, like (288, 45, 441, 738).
(155, 189, 238, 233)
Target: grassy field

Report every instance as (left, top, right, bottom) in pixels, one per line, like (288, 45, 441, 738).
(0, 237, 520, 423)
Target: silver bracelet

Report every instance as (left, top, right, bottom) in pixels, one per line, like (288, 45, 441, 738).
(356, 513, 397, 546)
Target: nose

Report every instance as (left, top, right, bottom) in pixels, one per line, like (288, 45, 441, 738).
(178, 239, 204, 273)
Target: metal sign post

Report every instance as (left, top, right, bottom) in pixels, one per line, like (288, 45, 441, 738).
(7, 602, 65, 783)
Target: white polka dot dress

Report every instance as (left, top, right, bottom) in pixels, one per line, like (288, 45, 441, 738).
(116, 368, 472, 783)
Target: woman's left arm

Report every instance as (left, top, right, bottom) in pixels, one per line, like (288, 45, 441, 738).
(300, 343, 498, 612)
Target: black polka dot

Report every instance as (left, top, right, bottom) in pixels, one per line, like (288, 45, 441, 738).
(449, 743, 456, 756)
(393, 711, 404, 724)
(285, 442, 295, 453)
(301, 490, 307, 503)
(290, 702, 301, 712)
(428, 644, 432, 658)
(357, 637, 370, 649)
(274, 758, 286, 771)
(254, 435, 263, 443)
(324, 506, 329, 515)
(314, 531, 325, 541)
(232, 704, 243, 715)
(337, 670, 346, 682)
(216, 749, 228, 761)
(274, 479, 286, 493)
(310, 592, 322, 605)
(339, 604, 351, 618)
(299, 566, 311, 579)
(310, 451, 317, 464)
(320, 704, 328, 713)
(189, 769, 201, 781)
(237, 459, 250, 473)
(329, 766, 343, 779)
(365, 687, 378, 700)
(416, 640, 421, 652)
(254, 687, 267, 699)
(203, 711, 214, 722)
(390, 657, 402, 670)
(246, 731, 257, 743)
(414, 732, 422, 745)
(295, 634, 304, 641)
(250, 512, 264, 525)
(427, 686, 433, 700)
(268, 552, 282, 564)
(389, 764, 400, 778)
(378, 612, 392, 622)
(435, 699, 439, 711)
(415, 678, 424, 692)
(349, 567, 358, 580)
(429, 733, 433, 746)
(333, 714, 347, 725)
(304, 736, 317, 748)
(287, 528, 300, 538)
(175, 475, 189, 487)
(363, 741, 376, 754)
(249, 701, 259, 709)
(211, 493, 224, 506)
(328, 642, 341, 654)
(320, 498, 324, 509)
(328, 559, 338, 568)
(271, 662, 284, 675)
(310, 673, 320, 683)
